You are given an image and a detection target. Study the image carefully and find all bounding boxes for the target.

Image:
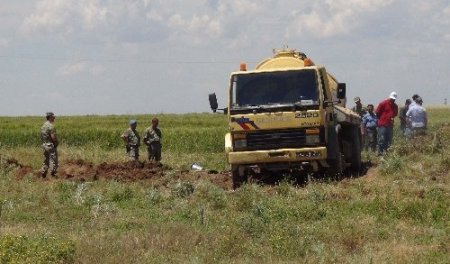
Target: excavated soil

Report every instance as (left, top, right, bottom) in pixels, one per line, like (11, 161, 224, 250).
(0, 157, 36, 180)
(4, 158, 232, 190)
(60, 159, 165, 181)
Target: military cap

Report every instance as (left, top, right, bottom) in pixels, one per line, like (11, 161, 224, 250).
(46, 112, 55, 118)
(129, 119, 137, 125)
(354, 96, 361, 103)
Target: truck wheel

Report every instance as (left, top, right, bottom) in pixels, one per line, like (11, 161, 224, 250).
(326, 152, 344, 181)
(350, 126, 362, 173)
(326, 131, 344, 181)
(232, 165, 246, 189)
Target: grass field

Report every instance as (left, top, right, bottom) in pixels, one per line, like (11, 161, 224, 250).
(0, 108, 449, 263)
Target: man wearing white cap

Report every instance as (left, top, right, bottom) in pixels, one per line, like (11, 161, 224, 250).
(375, 92, 398, 155)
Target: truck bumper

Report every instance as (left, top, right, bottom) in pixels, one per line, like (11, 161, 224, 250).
(227, 147, 327, 165)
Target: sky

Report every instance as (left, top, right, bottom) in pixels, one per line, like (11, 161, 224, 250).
(0, 0, 449, 116)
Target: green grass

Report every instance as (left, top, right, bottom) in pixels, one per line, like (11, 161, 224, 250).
(0, 113, 228, 170)
(0, 108, 449, 263)
(0, 113, 227, 152)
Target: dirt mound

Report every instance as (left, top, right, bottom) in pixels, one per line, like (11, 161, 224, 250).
(2, 156, 232, 190)
(1, 157, 23, 168)
(59, 159, 232, 189)
(1, 157, 35, 180)
(60, 159, 166, 182)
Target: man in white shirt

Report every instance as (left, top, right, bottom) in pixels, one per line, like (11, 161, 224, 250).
(406, 97, 427, 138)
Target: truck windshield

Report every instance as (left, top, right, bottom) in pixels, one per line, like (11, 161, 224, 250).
(231, 69, 319, 108)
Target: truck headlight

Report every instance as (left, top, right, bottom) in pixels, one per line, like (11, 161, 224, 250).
(305, 135, 320, 144)
(234, 139, 247, 149)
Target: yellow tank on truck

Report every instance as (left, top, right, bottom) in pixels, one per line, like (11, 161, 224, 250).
(255, 49, 346, 108)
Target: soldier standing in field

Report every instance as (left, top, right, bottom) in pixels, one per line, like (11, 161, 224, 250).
(351, 96, 367, 117)
(143, 118, 162, 163)
(40, 112, 59, 178)
(121, 120, 141, 160)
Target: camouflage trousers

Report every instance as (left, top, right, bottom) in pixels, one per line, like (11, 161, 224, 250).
(147, 142, 161, 161)
(127, 145, 139, 160)
(40, 143, 58, 177)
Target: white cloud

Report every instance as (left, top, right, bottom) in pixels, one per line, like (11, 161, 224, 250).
(168, 13, 223, 46)
(286, 0, 394, 38)
(80, 1, 110, 30)
(217, 0, 261, 16)
(20, 0, 267, 47)
(21, 0, 164, 43)
(21, 0, 73, 35)
(57, 61, 105, 76)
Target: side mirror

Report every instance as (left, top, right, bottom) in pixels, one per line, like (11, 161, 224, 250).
(209, 93, 219, 112)
(337, 83, 346, 99)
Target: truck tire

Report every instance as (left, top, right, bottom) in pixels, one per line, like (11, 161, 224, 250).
(326, 138, 344, 180)
(326, 154, 343, 180)
(350, 126, 362, 173)
(232, 165, 246, 189)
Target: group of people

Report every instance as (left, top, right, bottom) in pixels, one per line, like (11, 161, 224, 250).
(120, 118, 162, 162)
(353, 92, 428, 156)
(39, 113, 162, 178)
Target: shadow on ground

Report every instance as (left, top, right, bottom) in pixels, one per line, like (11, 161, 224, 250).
(236, 160, 374, 188)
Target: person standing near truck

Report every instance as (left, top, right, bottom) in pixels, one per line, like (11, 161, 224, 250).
(351, 96, 367, 117)
(143, 117, 162, 163)
(376, 92, 398, 155)
(121, 120, 141, 160)
(361, 104, 378, 152)
(40, 112, 59, 178)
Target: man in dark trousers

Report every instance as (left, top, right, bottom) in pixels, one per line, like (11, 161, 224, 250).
(399, 99, 412, 135)
(375, 92, 398, 155)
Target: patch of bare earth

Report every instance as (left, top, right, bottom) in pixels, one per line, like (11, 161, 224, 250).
(7, 158, 232, 190)
(0, 157, 36, 180)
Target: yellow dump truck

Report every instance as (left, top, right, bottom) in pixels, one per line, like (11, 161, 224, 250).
(209, 49, 361, 188)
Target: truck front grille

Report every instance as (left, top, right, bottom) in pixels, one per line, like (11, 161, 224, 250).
(242, 128, 321, 151)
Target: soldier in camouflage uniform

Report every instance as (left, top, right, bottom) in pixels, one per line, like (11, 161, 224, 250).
(143, 118, 162, 162)
(352, 96, 367, 117)
(40, 112, 59, 177)
(121, 120, 141, 160)
(352, 97, 367, 148)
